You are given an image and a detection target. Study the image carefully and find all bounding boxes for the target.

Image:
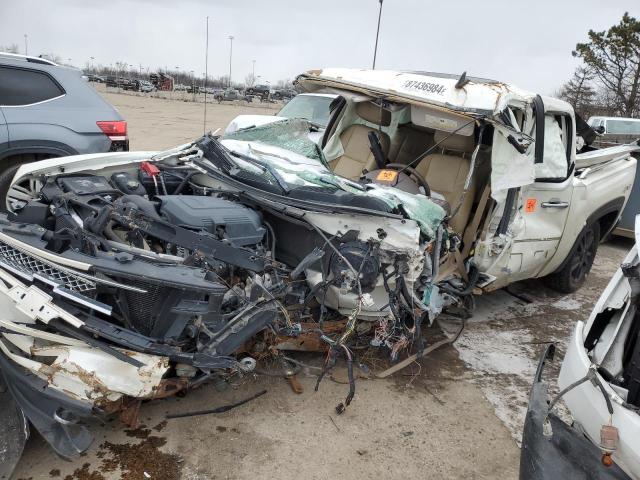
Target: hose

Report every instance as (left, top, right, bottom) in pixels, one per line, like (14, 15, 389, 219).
(173, 171, 198, 194)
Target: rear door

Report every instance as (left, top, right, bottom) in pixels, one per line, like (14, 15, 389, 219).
(0, 107, 8, 153)
(510, 103, 575, 280)
(0, 64, 69, 155)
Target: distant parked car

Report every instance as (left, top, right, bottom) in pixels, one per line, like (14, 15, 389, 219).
(587, 116, 640, 238)
(246, 84, 270, 98)
(138, 80, 156, 93)
(215, 88, 245, 102)
(86, 74, 105, 83)
(174, 84, 188, 91)
(0, 52, 128, 180)
(587, 116, 640, 147)
(272, 89, 297, 100)
(105, 75, 133, 89)
(128, 79, 155, 93)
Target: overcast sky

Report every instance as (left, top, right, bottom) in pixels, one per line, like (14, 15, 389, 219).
(1, 0, 638, 92)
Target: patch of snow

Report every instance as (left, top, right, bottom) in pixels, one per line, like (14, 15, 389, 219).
(551, 298, 582, 311)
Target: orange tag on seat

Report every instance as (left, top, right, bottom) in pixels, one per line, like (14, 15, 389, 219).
(525, 198, 537, 213)
(376, 170, 398, 182)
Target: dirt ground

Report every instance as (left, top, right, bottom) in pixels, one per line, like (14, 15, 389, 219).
(10, 89, 635, 480)
(97, 84, 281, 151)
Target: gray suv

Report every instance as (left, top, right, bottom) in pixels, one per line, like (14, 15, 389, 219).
(0, 53, 128, 175)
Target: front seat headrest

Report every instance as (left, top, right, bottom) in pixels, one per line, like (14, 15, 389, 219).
(355, 101, 391, 126)
(433, 131, 475, 153)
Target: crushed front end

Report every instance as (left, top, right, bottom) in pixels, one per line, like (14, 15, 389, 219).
(0, 134, 469, 472)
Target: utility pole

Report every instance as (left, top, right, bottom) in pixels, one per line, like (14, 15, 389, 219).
(204, 15, 209, 133)
(252, 60, 256, 78)
(228, 35, 234, 88)
(24, 34, 28, 56)
(191, 69, 195, 101)
(372, 0, 383, 69)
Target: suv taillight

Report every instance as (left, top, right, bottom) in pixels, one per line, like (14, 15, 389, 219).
(97, 121, 127, 140)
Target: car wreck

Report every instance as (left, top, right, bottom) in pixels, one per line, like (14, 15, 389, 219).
(520, 217, 640, 480)
(0, 68, 638, 475)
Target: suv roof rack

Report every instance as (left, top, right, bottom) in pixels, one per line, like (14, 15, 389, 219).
(0, 51, 58, 66)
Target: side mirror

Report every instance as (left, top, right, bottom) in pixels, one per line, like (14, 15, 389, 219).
(595, 125, 605, 134)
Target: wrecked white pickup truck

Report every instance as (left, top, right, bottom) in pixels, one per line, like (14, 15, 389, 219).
(521, 217, 640, 480)
(0, 68, 637, 475)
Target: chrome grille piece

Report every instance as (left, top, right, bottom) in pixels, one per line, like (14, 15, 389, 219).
(0, 240, 96, 294)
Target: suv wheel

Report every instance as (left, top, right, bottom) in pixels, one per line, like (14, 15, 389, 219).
(546, 222, 600, 293)
(0, 154, 51, 213)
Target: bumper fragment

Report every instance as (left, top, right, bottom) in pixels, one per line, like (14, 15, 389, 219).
(519, 345, 631, 480)
(0, 374, 29, 479)
(0, 347, 95, 459)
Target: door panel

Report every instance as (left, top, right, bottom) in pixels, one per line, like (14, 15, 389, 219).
(0, 107, 8, 150)
(509, 112, 574, 280)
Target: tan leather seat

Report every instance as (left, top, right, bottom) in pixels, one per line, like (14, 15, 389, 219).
(331, 102, 391, 179)
(415, 131, 476, 233)
(389, 124, 434, 165)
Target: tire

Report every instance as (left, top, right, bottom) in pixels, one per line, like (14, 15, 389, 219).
(546, 221, 600, 293)
(0, 164, 22, 213)
(0, 153, 53, 213)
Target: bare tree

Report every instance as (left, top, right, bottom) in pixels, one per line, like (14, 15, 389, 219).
(40, 52, 63, 64)
(0, 43, 20, 53)
(245, 73, 256, 88)
(573, 12, 640, 116)
(275, 78, 294, 89)
(557, 67, 596, 118)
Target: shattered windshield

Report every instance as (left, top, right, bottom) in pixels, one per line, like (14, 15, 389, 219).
(199, 134, 446, 237)
(276, 95, 333, 127)
(224, 118, 325, 161)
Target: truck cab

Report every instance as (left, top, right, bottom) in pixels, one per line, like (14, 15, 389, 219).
(288, 69, 639, 294)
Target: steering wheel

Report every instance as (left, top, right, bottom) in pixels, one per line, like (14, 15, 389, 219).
(383, 163, 431, 197)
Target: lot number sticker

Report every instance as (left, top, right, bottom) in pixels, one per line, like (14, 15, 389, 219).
(525, 198, 537, 213)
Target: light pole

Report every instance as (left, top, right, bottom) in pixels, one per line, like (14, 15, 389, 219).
(24, 34, 28, 56)
(190, 69, 195, 101)
(90, 56, 95, 73)
(228, 35, 234, 88)
(204, 16, 210, 133)
(372, 0, 383, 69)
(252, 59, 256, 78)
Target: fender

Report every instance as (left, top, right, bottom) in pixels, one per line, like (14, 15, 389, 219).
(586, 196, 626, 237)
(551, 196, 625, 275)
(0, 140, 78, 161)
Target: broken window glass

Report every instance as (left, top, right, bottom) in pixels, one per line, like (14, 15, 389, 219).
(224, 118, 326, 162)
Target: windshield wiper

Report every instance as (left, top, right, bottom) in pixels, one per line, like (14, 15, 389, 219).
(196, 134, 289, 194)
(196, 134, 235, 172)
(229, 148, 291, 194)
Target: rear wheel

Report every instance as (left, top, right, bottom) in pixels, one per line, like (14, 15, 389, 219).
(546, 222, 600, 293)
(0, 154, 50, 213)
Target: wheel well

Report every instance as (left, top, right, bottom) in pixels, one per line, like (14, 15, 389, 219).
(597, 210, 620, 239)
(0, 153, 56, 174)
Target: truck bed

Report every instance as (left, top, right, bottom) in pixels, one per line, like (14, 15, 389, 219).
(575, 144, 640, 170)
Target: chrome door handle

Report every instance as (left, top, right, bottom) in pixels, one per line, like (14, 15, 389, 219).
(541, 201, 569, 209)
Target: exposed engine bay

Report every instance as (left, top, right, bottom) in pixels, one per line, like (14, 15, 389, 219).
(0, 135, 469, 463)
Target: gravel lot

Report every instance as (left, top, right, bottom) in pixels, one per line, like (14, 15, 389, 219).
(10, 89, 634, 480)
